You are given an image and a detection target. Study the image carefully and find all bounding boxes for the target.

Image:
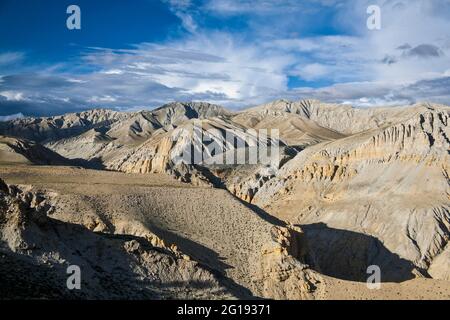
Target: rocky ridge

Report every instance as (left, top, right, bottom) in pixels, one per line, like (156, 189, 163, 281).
(1, 99, 449, 293)
(0, 178, 236, 299)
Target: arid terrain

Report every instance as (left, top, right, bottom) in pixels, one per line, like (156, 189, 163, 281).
(0, 100, 449, 300)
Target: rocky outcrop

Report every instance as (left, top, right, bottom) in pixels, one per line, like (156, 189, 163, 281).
(1, 100, 449, 293)
(7, 168, 324, 300)
(103, 116, 282, 187)
(0, 178, 236, 299)
(151, 101, 232, 126)
(428, 245, 450, 280)
(0, 136, 73, 166)
(256, 225, 323, 300)
(240, 99, 436, 135)
(39, 104, 237, 182)
(0, 109, 128, 143)
(249, 105, 450, 281)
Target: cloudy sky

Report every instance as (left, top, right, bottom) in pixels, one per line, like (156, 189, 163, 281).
(0, 0, 449, 116)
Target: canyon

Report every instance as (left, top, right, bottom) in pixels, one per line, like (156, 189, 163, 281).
(0, 99, 449, 299)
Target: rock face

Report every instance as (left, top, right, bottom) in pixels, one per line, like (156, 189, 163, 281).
(151, 101, 232, 126)
(428, 246, 450, 280)
(240, 99, 431, 135)
(247, 102, 450, 282)
(40, 103, 236, 182)
(104, 117, 283, 188)
(0, 136, 72, 166)
(233, 101, 347, 147)
(41, 175, 322, 298)
(0, 170, 327, 299)
(0, 178, 236, 299)
(0, 109, 128, 143)
(0, 99, 449, 299)
(257, 225, 324, 300)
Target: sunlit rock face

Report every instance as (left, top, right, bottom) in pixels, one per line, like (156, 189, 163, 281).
(0, 100, 449, 299)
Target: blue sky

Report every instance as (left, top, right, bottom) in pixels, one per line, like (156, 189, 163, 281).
(0, 0, 450, 116)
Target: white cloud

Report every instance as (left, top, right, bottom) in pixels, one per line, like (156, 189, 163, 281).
(1, 0, 450, 115)
(203, 0, 343, 16)
(176, 12, 198, 33)
(0, 90, 26, 101)
(81, 32, 296, 106)
(88, 95, 117, 103)
(66, 78, 87, 83)
(101, 69, 124, 75)
(364, 1, 450, 85)
(0, 52, 24, 66)
(164, 0, 198, 33)
(281, 76, 450, 107)
(292, 63, 329, 81)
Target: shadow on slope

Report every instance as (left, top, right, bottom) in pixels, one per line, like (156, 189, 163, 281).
(301, 223, 421, 283)
(146, 224, 257, 299)
(1, 135, 106, 170)
(0, 252, 74, 299)
(0, 219, 233, 300)
(235, 197, 286, 227)
(69, 156, 106, 170)
(0, 119, 116, 144)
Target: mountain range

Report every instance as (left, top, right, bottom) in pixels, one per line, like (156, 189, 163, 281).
(0, 99, 449, 299)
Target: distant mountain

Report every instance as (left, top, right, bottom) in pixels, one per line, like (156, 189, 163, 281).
(0, 135, 72, 166)
(150, 101, 233, 126)
(0, 109, 129, 143)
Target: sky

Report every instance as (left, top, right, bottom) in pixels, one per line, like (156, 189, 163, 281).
(0, 0, 450, 116)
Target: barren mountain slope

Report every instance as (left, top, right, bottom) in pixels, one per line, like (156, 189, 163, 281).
(240, 99, 446, 135)
(0, 165, 325, 300)
(0, 178, 235, 299)
(150, 101, 233, 126)
(1, 100, 449, 299)
(1, 165, 448, 300)
(46, 102, 233, 153)
(0, 109, 129, 143)
(0, 136, 72, 166)
(105, 116, 282, 175)
(428, 245, 450, 280)
(249, 114, 346, 147)
(250, 103, 450, 282)
(43, 102, 236, 179)
(233, 101, 346, 147)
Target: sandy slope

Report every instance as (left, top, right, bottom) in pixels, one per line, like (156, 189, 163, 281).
(0, 165, 321, 299)
(321, 277, 449, 300)
(0, 176, 234, 300)
(1, 164, 449, 300)
(0, 136, 72, 166)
